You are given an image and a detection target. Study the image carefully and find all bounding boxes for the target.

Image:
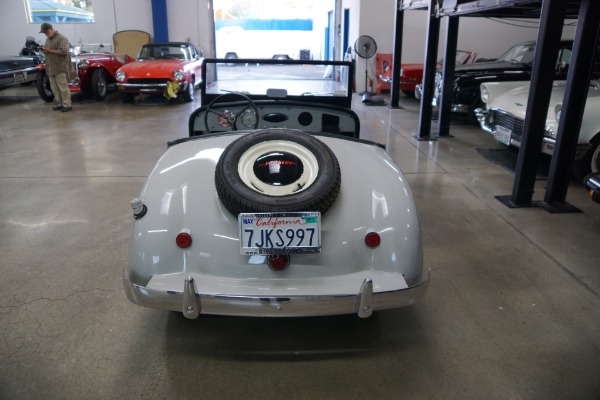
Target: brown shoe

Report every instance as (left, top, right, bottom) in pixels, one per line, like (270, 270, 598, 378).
(61, 107, 72, 112)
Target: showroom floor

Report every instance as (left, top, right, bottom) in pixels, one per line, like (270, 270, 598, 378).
(1, 84, 599, 400)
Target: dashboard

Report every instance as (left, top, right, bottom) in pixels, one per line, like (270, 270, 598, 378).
(189, 100, 360, 138)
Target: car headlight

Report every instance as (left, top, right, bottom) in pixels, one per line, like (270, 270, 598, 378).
(79, 59, 89, 69)
(480, 85, 490, 103)
(116, 70, 126, 81)
(173, 70, 184, 81)
(555, 104, 562, 123)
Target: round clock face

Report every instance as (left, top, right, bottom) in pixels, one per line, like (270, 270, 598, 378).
(240, 109, 257, 127)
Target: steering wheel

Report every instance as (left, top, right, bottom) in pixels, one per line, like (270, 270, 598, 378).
(204, 92, 259, 134)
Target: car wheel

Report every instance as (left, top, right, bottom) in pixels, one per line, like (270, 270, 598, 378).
(402, 90, 415, 97)
(91, 69, 107, 101)
(36, 70, 54, 102)
(215, 129, 341, 216)
(591, 142, 600, 173)
(120, 92, 135, 103)
(182, 77, 194, 102)
(572, 138, 600, 181)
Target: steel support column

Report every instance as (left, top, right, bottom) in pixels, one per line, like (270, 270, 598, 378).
(389, 0, 404, 109)
(497, 0, 567, 208)
(416, 0, 440, 140)
(437, 16, 459, 137)
(151, 0, 169, 42)
(541, 0, 600, 213)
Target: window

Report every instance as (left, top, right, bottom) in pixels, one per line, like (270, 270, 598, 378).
(25, 0, 95, 24)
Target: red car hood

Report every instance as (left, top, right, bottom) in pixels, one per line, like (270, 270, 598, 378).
(120, 60, 189, 79)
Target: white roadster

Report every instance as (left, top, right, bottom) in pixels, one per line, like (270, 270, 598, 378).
(123, 58, 429, 319)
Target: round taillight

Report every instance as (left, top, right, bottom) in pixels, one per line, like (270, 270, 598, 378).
(176, 232, 192, 249)
(268, 254, 290, 271)
(365, 232, 381, 248)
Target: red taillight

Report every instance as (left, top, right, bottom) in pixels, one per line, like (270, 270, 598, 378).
(176, 232, 192, 248)
(268, 255, 290, 271)
(364, 232, 381, 248)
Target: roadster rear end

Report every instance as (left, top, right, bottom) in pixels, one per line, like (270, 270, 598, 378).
(123, 58, 429, 318)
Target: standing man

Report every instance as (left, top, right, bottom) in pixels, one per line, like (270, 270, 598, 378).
(40, 23, 72, 112)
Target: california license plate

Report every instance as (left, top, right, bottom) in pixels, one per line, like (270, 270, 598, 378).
(238, 212, 321, 255)
(494, 125, 512, 146)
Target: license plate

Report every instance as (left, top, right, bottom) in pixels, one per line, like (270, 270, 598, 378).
(494, 125, 512, 146)
(15, 73, 25, 83)
(239, 212, 321, 255)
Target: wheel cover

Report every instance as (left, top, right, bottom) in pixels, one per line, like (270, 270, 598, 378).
(592, 144, 600, 173)
(43, 75, 52, 96)
(97, 74, 106, 96)
(238, 140, 319, 196)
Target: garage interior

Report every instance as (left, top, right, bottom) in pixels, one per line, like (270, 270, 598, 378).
(1, 0, 600, 399)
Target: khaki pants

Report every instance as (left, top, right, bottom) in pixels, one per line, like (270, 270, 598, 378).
(49, 72, 72, 108)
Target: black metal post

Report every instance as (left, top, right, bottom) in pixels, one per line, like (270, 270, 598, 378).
(497, 0, 567, 208)
(390, 0, 404, 109)
(541, 0, 600, 213)
(437, 16, 459, 137)
(416, 0, 441, 140)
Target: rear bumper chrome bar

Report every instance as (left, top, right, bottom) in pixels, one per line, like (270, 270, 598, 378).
(123, 270, 430, 319)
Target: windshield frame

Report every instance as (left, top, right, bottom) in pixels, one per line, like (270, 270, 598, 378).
(199, 58, 354, 109)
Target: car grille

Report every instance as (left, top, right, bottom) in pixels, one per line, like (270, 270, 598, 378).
(490, 110, 524, 140)
(127, 78, 170, 84)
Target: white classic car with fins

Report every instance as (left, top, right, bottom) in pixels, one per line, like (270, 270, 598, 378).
(124, 58, 430, 319)
(475, 80, 600, 179)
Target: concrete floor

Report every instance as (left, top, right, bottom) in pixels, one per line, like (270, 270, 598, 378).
(1, 84, 599, 400)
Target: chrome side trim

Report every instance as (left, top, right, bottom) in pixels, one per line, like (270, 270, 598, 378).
(123, 270, 431, 318)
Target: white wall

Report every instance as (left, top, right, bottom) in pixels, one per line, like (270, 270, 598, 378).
(0, 0, 580, 82)
(342, 0, 579, 92)
(167, 0, 213, 55)
(0, 0, 211, 56)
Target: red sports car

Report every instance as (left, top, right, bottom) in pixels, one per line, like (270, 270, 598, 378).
(115, 42, 203, 103)
(377, 50, 478, 97)
(37, 50, 131, 102)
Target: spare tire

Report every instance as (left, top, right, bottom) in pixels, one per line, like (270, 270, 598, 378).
(215, 129, 341, 216)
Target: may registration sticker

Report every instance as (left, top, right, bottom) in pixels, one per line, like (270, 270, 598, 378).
(238, 212, 321, 255)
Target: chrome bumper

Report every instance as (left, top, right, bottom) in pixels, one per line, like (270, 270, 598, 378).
(117, 81, 187, 93)
(123, 270, 430, 319)
(475, 108, 591, 159)
(117, 83, 167, 93)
